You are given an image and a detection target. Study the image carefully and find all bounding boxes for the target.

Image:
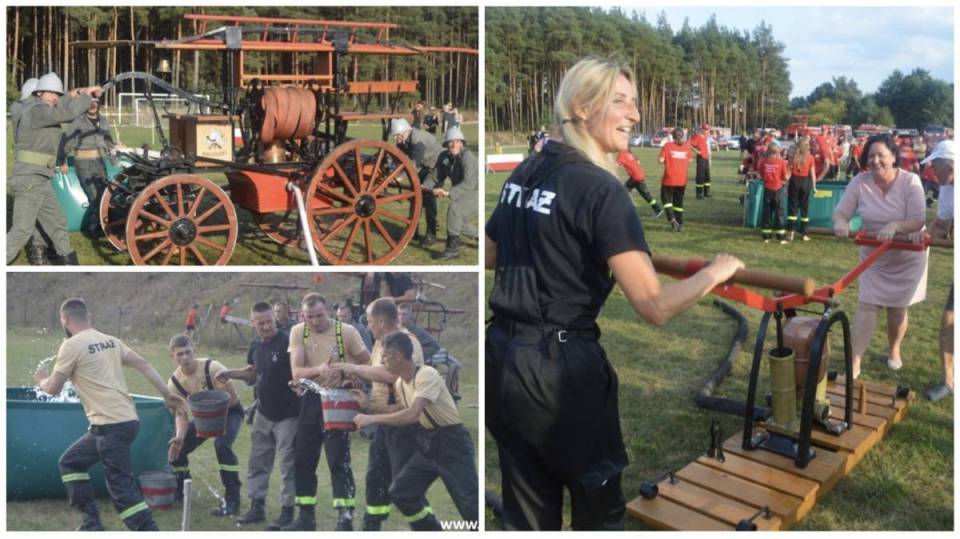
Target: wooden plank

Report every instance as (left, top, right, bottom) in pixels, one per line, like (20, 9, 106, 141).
(626, 494, 730, 531)
(827, 393, 897, 423)
(696, 453, 818, 506)
(828, 378, 898, 398)
(723, 434, 848, 495)
(678, 462, 805, 528)
(658, 478, 782, 530)
(827, 385, 905, 411)
(806, 424, 882, 472)
(829, 404, 889, 433)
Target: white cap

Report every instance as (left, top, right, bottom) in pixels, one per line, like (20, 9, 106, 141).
(443, 126, 465, 145)
(389, 118, 412, 137)
(921, 140, 954, 165)
(20, 78, 39, 101)
(35, 72, 65, 95)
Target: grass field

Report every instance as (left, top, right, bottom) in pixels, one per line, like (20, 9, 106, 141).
(6, 121, 479, 266)
(484, 145, 954, 530)
(5, 272, 479, 531)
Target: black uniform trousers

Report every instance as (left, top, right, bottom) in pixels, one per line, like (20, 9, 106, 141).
(75, 157, 107, 236)
(661, 185, 686, 224)
(390, 424, 478, 529)
(171, 405, 244, 496)
(365, 422, 429, 524)
(293, 392, 355, 509)
(695, 156, 711, 197)
(624, 180, 661, 214)
(762, 186, 787, 240)
(486, 322, 627, 531)
(59, 420, 156, 530)
(419, 166, 438, 236)
(787, 178, 813, 235)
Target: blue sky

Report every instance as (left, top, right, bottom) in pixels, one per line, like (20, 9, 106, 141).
(624, 6, 954, 98)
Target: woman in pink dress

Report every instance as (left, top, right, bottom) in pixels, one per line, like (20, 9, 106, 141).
(833, 134, 928, 378)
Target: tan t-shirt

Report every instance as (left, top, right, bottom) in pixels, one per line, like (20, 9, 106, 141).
(53, 328, 137, 426)
(168, 358, 236, 406)
(288, 320, 368, 386)
(395, 365, 460, 429)
(370, 328, 424, 407)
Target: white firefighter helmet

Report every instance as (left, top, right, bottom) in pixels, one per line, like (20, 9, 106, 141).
(389, 118, 413, 138)
(443, 126, 466, 146)
(35, 72, 65, 95)
(20, 78, 39, 101)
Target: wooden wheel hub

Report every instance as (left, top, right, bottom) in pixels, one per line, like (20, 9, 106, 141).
(354, 194, 377, 218)
(169, 218, 198, 246)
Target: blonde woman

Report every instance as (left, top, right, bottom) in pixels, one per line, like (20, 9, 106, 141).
(787, 137, 817, 241)
(484, 57, 744, 531)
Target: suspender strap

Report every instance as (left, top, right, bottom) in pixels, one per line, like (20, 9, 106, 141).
(170, 375, 189, 398)
(204, 359, 214, 390)
(399, 367, 440, 429)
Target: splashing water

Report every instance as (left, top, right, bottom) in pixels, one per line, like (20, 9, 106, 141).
(202, 477, 224, 504)
(32, 357, 81, 402)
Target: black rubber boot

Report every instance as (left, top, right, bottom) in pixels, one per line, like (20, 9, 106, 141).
(335, 507, 355, 531)
(419, 233, 437, 248)
(696, 186, 704, 199)
(281, 505, 315, 531)
(433, 235, 460, 260)
(52, 251, 79, 265)
(362, 513, 384, 531)
(409, 512, 443, 531)
(26, 240, 50, 266)
(235, 498, 266, 525)
(75, 501, 104, 531)
(210, 484, 241, 517)
(265, 505, 295, 531)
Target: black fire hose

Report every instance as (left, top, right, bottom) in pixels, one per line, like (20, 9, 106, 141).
(695, 300, 771, 422)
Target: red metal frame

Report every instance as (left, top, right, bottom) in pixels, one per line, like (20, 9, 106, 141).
(659, 233, 933, 313)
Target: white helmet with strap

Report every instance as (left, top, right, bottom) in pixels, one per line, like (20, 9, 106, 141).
(389, 118, 412, 138)
(443, 126, 466, 146)
(35, 72, 65, 95)
(20, 78, 39, 101)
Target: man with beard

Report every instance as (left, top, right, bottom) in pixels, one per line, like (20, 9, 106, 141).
(33, 298, 187, 531)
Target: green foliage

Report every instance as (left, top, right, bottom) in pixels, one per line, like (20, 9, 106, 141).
(876, 68, 954, 129)
(808, 97, 847, 125)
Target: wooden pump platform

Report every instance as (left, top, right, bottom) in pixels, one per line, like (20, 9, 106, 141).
(627, 379, 911, 530)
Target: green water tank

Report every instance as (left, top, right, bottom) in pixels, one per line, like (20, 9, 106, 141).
(743, 180, 763, 228)
(52, 156, 128, 234)
(6, 387, 174, 500)
(743, 180, 861, 231)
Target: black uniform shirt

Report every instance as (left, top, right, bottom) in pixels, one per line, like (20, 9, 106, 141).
(486, 140, 650, 329)
(247, 329, 300, 421)
(385, 272, 415, 298)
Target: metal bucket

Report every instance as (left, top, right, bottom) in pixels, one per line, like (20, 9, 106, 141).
(320, 388, 359, 431)
(138, 471, 177, 510)
(188, 390, 230, 438)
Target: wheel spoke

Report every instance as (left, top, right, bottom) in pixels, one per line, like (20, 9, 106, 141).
(134, 230, 169, 241)
(196, 224, 233, 234)
(195, 235, 228, 253)
(141, 239, 173, 263)
(370, 165, 406, 197)
(371, 215, 398, 250)
(312, 206, 355, 217)
(161, 245, 177, 265)
(337, 219, 362, 263)
(152, 192, 178, 221)
(176, 182, 185, 217)
(196, 201, 225, 224)
(105, 218, 127, 229)
(187, 186, 208, 218)
(368, 148, 386, 193)
(377, 208, 412, 226)
(188, 245, 209, 265)
(137, 209, 171, 227)
(314, 181, 355, 206)
(331, 160, 359, 199)
(179, 247, 186, 266)
(317, 214, 357, 243)
(363, 220, 374, 262)
(377, 191, 416, 205)
(354, 147, 365, 192)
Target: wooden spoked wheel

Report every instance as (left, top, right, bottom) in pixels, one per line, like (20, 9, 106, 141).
(124, 174, 238, 265)
(305, 140, 421, 265)
(252, 207, 305, 249)
(99, 177, 133, 252)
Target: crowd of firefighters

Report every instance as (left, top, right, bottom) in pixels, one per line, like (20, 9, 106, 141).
(32, 274, 478, 532)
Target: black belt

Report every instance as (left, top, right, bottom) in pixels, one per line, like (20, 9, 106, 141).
(494, 318, 600, 342)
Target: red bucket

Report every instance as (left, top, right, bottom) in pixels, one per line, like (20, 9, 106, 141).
(139, 471, 176, 510)
(188, 390, 230, 438)
(321, 389, 359, 431)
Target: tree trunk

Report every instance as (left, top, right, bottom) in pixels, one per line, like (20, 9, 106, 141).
(12, 7, 20, 86)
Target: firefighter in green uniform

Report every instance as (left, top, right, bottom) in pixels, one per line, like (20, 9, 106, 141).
(7, 72, 101, 265)
(390, 118, 443, 247)
(10, 77, 55, 265)
(423, 126, 478, 260)
(61, 98, 119, 237)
